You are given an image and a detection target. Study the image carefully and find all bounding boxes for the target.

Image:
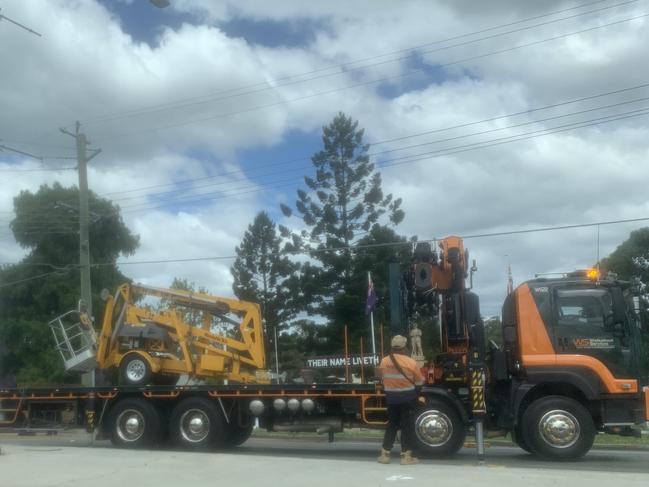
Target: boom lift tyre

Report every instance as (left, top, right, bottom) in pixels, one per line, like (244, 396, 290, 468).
(106, 398, 164, 448)
(169, 397, 227, 450)
(411, 399, 466, 457)
(119, 353, 152, 386)
(521, 395, 595, 460)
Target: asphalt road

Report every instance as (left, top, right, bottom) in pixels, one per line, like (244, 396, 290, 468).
(1, 432, 649, 486)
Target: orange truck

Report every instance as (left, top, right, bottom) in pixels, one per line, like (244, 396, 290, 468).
(0, 236, 647, 460)
(405, 236, 649, 459)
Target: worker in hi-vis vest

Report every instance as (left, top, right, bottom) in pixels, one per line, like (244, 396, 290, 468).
(377, 335, 424, 465)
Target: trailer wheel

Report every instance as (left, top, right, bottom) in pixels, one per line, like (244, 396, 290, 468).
(120, 354, 152, 386)
(107, 398, 162, 448)
(224, 423, 254, 447)
(170, 397, 226, 450)
(521, 395, 595, 460)
(411, 399, 466, 457)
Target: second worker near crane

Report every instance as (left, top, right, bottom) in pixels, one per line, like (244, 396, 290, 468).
(377, 335, 425, 465)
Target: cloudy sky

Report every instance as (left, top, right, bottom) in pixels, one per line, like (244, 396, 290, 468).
(1, 0, 648, 317)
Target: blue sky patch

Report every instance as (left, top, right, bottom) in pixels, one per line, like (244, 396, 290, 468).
(219, 17, 328, 48)
(233, 128, 323, 219)
(99, 0, 196, 46)
(376, 52, 464, 99)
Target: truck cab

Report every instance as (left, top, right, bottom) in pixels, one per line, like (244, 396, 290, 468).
(493, 271, 649, 458)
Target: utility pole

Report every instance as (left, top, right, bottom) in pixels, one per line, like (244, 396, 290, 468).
(61, 122, 100, 386)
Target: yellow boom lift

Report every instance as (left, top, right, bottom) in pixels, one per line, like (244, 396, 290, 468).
(51, 283, 267, 386)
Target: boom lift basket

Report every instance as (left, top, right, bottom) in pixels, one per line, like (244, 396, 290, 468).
(49, 310, 97, 373)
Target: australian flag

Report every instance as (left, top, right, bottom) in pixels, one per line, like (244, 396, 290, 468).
(365, 274, 378, 315)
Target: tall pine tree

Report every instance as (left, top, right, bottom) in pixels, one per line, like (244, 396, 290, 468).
(280, 113, 404, 350)
(231, 211, 298, 339)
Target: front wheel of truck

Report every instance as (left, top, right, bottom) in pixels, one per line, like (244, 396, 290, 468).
(411, 399, 466, 457)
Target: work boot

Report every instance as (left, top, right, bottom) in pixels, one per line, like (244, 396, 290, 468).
(377, 448, 391, 464)
(400, 450, 419, 465)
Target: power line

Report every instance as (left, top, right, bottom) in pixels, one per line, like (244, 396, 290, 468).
(0, 143, 77, 171)
(9, 2, 641, 155)
(0, 269, 71, 289)
(2, 98, 646, 222)
(78, 0, 638, 128)
(0, 8, 42, 37)
(94, 11, 649, 143)
(0, 165, 76, 173)
(97, 80, 649, 200)
(2, 100, 647, 228)
(115, 104, 649, 213)
(105, 94, 649, 208)
(2, 216, 648, 272)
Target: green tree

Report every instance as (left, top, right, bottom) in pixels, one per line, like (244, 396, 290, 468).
(231, 211, 299, 367)
(484, 317, 503, 348)
(601, 228, 649, 283)
(325, 225, 412, 352)
(600, 228, 649, 365)
(158, 277, 209, 329)
(280, 113, 405, 348)
(0, 183, 138, 385)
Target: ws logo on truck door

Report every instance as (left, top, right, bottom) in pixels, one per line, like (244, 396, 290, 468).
(572, 338, 615, 349)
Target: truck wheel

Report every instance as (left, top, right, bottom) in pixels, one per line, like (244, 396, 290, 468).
(107, 398, 162, 448)
(411, 399, 466, 457)
(521, 396, 595, 460)
(120, 354, 152, 386)
(224, 423, 253, 447)
(170, 397, 226, 450)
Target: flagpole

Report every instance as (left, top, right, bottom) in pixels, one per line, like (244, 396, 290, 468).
(368, 271, 377, 358)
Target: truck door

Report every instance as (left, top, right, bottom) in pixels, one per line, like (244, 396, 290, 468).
(553, 286, 633, 378)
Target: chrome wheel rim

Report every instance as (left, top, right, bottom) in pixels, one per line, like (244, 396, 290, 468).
(116, 409, 145, 442)
(126, 359, 147, 382)
(179, 409, 210, 443)
(538, 409, 580, 449)
(414, 409, 453, 447)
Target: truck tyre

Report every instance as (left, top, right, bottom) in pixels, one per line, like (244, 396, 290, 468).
(224, 423, 254, 447)
(170, 397, 227, 450)
(120, 354, 152, 386)
(107, 398, 163, 448)
(521, 395, 595, 460)
(411, 399, 466, 457)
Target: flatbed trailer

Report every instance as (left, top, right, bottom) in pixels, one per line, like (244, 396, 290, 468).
(1, 367, 648, 460)
(0, 381, 479, 456)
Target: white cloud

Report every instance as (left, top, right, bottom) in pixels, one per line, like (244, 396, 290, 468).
(1, 0, 648, 319)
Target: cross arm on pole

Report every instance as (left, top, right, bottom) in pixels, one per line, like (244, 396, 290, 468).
(87, 149, 101, 162)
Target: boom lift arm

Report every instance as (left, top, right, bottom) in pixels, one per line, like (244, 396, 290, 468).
(95, 283, 267, 385)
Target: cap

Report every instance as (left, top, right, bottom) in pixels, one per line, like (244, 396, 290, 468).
(391, 335, 407, 349)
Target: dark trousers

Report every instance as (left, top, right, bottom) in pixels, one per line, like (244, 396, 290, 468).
(382, 400, 415, 451)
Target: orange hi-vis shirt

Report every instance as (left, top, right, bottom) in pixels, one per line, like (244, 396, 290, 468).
(378, 353, 424, 405)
